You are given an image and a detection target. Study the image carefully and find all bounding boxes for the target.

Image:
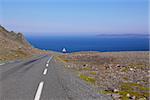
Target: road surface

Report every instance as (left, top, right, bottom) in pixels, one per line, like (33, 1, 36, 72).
(0, 55, 112, 100)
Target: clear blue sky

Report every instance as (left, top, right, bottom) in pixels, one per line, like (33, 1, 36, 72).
(0, 0, 148, 36)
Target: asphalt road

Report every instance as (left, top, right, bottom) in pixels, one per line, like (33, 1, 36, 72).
(0, 55, 112, 100)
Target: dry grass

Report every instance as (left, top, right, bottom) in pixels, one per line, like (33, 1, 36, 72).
(79, 74, 96, 84)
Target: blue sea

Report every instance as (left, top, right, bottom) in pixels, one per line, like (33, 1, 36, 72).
(25, 35, 149, 53)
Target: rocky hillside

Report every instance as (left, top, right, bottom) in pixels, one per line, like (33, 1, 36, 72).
(0, 25, 48, 61)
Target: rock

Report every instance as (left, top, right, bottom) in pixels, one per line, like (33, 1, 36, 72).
(108, 64, 113, 69)
(138, 98, 146, 100)
(83, 64, 87, 67)
(116, 64, 121, 67)
(95, 68, 98, 71)
(137, 82, 140, 84)
(131, 96, 136, 100)
(126, 93, 130, 97)
(111, 94, 120, 100)
(105, 65, 110, 69)
(107, 88, 114, 92)
(92, 66, 95, 70)
(130, 68, 134, 71)
(113, 89, 119, 92)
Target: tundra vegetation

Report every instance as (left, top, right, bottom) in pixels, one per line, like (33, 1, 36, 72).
(58, 52, 149, 100)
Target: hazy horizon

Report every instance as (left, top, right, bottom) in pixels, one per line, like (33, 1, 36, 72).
(0, 0, 148, 36)
(22, 32, 149, 37)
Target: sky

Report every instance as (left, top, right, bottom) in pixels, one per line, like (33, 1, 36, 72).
(0, 0, 149, 36)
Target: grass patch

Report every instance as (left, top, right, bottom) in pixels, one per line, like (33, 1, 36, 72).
(90, 71, 97, 75)
(63, 59, 69, 62)
(121, 82, 149, 91)
(56, 57, 67, 63)
(128, 64, 148, 70)
(100, 82, 149, 99)
(81, 67, 92, 71)
(121, 67, 129, 72)
(99, 90, 115, 95)
(79, 74, 96, 84)
(123, 77, 129, 81)
(119, 82, 149, 99)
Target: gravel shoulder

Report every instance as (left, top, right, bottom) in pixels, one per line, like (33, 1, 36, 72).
(53, 57, 112, 100)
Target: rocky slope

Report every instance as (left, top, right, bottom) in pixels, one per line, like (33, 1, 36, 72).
(0, 25, 48, 61)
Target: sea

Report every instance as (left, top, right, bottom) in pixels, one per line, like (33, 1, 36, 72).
(25, 35, 149, 53)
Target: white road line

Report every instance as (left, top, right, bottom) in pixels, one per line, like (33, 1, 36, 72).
(34, 81, 44, 100)
(43, 68, 48, 75)
(46, 64, 49, 67)
(46, 56, 53, 67)
(47, 59, 50, 63)
(47, 56, 53, 63)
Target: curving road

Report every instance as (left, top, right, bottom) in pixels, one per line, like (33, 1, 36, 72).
(0, 55, 112, 100)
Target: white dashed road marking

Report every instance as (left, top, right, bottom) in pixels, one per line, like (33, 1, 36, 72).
(43, 68, 48, 75)
(47, 56, 53, 63)
(46, 64, 49, 67)
(34, 81, 44, 100)
(34, 56, 53, 100)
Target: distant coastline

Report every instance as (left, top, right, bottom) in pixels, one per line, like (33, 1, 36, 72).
(96, 33, 149, 38)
